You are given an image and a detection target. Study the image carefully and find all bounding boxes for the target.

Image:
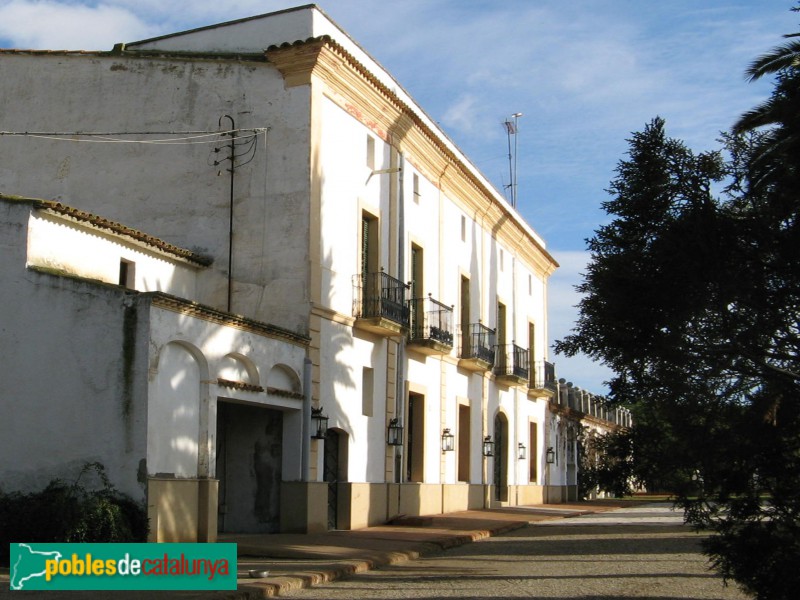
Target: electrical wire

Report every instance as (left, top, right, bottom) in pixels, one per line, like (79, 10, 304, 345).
(0, 128, 268, 145)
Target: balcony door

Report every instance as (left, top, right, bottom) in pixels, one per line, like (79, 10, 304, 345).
(496, 301, 507, 371)
(410, 244, 424, 338)
(361, 212, 379, 277)
(460, 276, 470, 356)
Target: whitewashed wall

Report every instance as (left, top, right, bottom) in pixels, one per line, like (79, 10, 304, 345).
(0, 201, 150, 500)
(0, 53, 313, 333)
(27, 210, 200, 297)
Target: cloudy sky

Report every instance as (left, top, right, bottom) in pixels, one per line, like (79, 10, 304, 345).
(1, 0, 796, 393)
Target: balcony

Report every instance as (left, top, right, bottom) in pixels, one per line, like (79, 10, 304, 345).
(529, 360, 557, 396)
(352, 270, 410, 337)
(494, 343, 529, 386)
(458, 323, 495, 372)
(407, 295, 454, 355)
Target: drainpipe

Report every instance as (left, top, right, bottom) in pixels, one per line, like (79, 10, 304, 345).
(395, 152, 406, 485)
(302, 357, 312, 481)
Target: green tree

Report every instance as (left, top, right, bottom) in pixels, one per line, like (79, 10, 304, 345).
(556, 10, 800, 597)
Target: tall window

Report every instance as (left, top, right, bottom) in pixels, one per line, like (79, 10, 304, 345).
(458, 404, 470, 482)
(460, 276, 470, 355)
(361, 212, 379, 276)
(528, 322, 535, 387)
(529, 422, 538, 482)
(410, 244, 424, 337)
(497, 301, 507, 369)
(410, 244, 424, 299)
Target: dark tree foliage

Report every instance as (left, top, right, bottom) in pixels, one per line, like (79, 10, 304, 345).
(0, 463, 148, 566)
(556, 8, 800, 599)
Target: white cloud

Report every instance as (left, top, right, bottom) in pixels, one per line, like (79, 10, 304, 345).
(0, 0, 152, 49)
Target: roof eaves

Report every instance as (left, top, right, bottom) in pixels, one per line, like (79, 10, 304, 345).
(123, 4, 319, 49)
(0, 193, 212, 266)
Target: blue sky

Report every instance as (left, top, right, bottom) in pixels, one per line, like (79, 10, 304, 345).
(1, 0, 796, 393)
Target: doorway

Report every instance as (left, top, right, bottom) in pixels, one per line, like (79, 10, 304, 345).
(493, 412, 509, 502)
(216, 401, 282, 533)
(406, 393, 425, 482)
(323, 429, 348, 529)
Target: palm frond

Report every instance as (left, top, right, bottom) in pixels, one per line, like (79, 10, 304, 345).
(745, 38, 800, 81)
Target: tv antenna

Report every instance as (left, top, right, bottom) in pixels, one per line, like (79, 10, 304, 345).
(503, 112, 522, 208)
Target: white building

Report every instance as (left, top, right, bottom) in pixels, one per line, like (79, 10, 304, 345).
(0, 5, 627, 541)
(0, 194, 309, 541)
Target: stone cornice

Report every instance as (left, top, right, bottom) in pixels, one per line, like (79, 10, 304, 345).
(266, 37, 559, 278)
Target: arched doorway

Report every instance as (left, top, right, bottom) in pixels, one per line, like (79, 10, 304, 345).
(493, 412, 509, 502)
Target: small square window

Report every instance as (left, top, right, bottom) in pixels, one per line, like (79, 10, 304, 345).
(119, 259, 135, 289)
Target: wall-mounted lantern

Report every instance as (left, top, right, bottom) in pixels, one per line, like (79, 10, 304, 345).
(387, 418, 404, 446)
(310, 407, 329, 439)
(546, 446, 556, 464)
(518, 443, 527, 460)
(441, 428, 455, 452)
(482, 435, 495, 457)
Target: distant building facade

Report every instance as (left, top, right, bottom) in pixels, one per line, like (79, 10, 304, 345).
(0, 5, 628, 541)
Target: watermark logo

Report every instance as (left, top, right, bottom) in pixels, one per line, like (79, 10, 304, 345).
(9, 543, 237, 591)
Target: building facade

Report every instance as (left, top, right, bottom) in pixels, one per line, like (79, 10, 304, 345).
(0, 5, 627, 540)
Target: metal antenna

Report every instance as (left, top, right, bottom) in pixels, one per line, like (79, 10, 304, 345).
(503, 113, 523, 208)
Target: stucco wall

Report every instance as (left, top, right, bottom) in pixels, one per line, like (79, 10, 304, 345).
(0, 53, 313, 333)
(1, 203, 149, 499)
(27, 210, 199, 297)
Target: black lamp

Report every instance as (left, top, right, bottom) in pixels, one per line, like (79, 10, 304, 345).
(387, 418, 403, 446)
(518, 442, 526, 460)
(310, 407, 329, 439)
(441, 428, 455, 452)
(546, 446, 556, 464)
(482, 435, 495, 457)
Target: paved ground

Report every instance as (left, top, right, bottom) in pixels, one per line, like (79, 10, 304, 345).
(281, 504, 749, 600)
(0, 502, 749, 599)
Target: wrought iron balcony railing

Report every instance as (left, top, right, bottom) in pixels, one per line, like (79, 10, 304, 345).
(408, 295, 454, 348)
(530, 360, 557, 391)
(352, 270, 410, 328)
(458, 322, 496, 365)
(494, 343, 529, 381)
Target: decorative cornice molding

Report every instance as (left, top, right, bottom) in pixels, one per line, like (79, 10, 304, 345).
(266, 37, 559, 278)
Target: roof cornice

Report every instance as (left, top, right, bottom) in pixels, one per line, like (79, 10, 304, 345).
(266, 37, 559, 277)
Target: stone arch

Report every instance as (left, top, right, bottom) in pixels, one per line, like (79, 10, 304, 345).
(218, 352, 259, 385)
(266, 363, 301, 394)
(150, 340, 209, 478)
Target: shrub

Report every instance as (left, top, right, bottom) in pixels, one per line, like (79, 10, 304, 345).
(0, 462, 148, 565)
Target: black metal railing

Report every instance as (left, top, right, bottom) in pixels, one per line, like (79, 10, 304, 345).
(494, 343, 529, 380)
(352, 271, 410, 327)
(408, 295, 454, 346)
(530, 360, 556, 390)
(459, 322, 496, 365)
